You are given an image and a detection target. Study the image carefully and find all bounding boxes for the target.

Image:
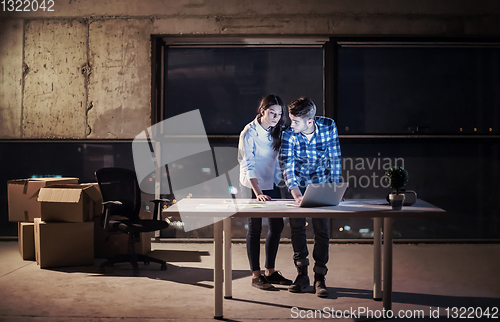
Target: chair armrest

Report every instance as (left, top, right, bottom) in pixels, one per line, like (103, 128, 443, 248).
(101, 201, 122, 230)
(102, 201, 123, 206)
(149, 198, 170, 203)
(149, 199, 170, 221)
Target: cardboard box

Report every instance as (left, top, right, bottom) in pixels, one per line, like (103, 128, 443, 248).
(34, 218, 94, 269)
(18, 222, 35, 261)
(37, 183, 102, 223)
(93, 216, 151, 258)
(84, 182, 103, 217)
(7, 177, 79, 222)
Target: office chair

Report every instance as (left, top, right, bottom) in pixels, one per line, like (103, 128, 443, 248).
(95, 167, 171, 276)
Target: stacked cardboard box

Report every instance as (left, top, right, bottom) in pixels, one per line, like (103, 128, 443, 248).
(37, 184, 102, 223)
(33, 183, 101, 269)
(7, 178, 79, 222)
(18, 222, 35, 260)
(10, 178, 151, 266)
(34, 218, 94, 268)
(8, 177, 78, 261)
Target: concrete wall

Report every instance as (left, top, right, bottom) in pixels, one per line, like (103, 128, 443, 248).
(1, 0, 500, 139)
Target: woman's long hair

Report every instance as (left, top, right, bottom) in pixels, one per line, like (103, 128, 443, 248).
(256, 94, 286, 152)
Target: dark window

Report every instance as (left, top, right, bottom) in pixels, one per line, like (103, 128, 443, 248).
(165, 47, 324, 135)
(337, 44, 500, 135)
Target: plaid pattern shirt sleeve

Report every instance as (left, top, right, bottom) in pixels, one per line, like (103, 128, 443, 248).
(280, 117, 342, 190)
(280, 129, 299, 189)
(328, 119, 342, 183)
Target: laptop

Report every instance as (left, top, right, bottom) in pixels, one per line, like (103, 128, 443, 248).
(290, 182, 349, 207)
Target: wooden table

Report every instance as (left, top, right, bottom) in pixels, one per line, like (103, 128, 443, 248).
(164, 198, 445, 319)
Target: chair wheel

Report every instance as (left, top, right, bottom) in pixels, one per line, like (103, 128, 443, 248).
(144, 261, 150, 265)
(161, 263, 167, 271)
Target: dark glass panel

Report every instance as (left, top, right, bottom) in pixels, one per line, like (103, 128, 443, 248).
(166, 47, 324, 134)
(338, 46, 500, 135)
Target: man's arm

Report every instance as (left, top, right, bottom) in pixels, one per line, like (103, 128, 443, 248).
(329, 120, 342, 183)
(280, 131, 301, 202)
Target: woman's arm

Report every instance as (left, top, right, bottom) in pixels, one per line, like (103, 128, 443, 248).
(239, 128, 272, 201)
(249, 178, 272, 201)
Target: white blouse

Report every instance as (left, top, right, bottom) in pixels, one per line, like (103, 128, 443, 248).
(238, 117, 282, 190)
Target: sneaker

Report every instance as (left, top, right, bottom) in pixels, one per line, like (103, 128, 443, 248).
(288, 274, 310, 293)
(265, 271, 293, 285)
(252, 275, 275, 290)
(314, 274, 328, 298)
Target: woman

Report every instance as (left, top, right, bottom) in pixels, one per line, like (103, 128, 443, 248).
(238, 94, 292, 290)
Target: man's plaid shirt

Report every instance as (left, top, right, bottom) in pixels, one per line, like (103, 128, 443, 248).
(280, 116, 342, 190)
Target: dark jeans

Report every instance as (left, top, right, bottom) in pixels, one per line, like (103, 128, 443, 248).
(290, 186, 329, 275)
(246, 185, 284, 272)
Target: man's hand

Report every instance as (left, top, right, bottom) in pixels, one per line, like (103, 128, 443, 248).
(291, 187, 303, 204)
(294, 195, 303, 204)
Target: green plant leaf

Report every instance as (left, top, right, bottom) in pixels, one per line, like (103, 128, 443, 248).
(384, 166, 409, 194)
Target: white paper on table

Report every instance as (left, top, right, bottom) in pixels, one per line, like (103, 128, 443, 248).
(196, 204, 231, 210)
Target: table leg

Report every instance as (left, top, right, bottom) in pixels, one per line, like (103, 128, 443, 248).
(214, 219, 223, 319)
(373, 218, 382, 301)
(383, 217, 393, 311)
(223, 217, 232, 299)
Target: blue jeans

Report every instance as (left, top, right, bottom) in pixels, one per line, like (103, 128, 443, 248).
(246, 185, 284, 272)
(290, 186, 329, 275)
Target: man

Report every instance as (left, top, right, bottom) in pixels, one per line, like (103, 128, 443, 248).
(280, 97, 342, 297)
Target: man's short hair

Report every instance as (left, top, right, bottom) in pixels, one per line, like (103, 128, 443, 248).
(288, 97, 316, 119)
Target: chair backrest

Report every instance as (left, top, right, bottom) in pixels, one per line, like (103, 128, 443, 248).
(95, 167, 141, 221)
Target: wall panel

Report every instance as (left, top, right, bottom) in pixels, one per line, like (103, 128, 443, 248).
(23, 19, 88, 138)
(87, 19, 153, 139)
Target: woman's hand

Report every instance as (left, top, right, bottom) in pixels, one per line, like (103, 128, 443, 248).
(249, 178, 272, 202)
(256, 194, 272, 202)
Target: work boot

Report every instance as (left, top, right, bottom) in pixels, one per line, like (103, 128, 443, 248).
(314, 273, 328, 298)
(288, 265, 310, 293)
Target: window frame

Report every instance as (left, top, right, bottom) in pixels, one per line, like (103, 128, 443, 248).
(151, 36, 331, 142)
(331, 37, 500, 139)
(152, 36, 500, 140)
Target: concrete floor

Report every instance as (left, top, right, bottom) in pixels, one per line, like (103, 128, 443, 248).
(0, 240, 499, 321)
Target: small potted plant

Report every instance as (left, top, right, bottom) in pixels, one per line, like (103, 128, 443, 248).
(384, 166, 409, 210)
